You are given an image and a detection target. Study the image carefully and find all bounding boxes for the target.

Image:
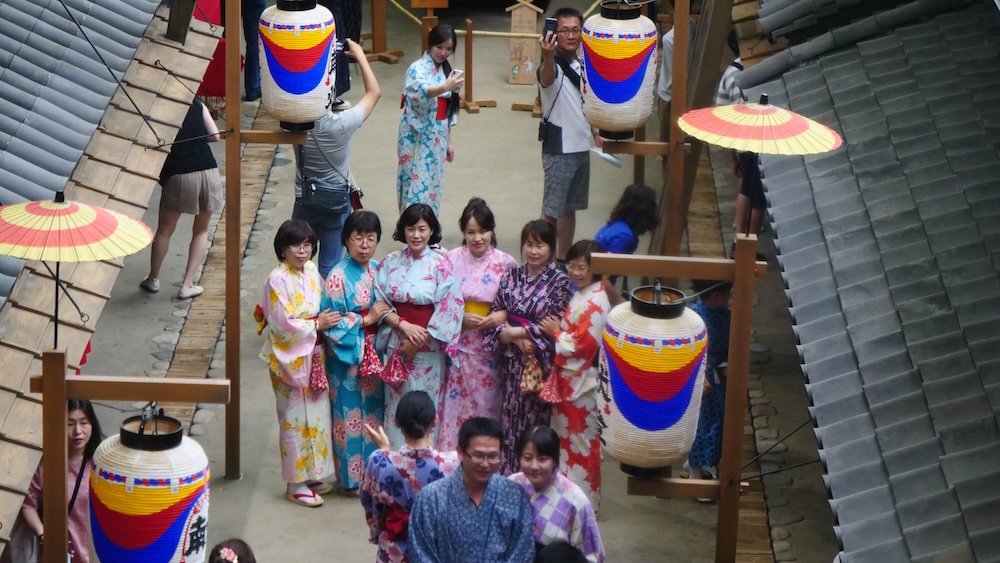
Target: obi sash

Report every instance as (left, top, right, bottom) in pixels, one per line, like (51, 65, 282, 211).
(399, 95, 450, 121)
(393, 302, 434, 329)
(508, 313, 533, 327)
(464, 301, 490, 316)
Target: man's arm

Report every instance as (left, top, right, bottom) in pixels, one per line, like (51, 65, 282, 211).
(345, 39, 381, 120)
(504, 489, 536, 563)
(407, 491, 444, 563)
(538, 33, 559, 88)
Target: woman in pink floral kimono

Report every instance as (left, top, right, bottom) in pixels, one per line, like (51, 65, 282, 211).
(259, 220, 341, 507)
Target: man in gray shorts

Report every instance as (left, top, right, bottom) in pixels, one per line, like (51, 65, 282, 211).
(538, 6, 601, 260)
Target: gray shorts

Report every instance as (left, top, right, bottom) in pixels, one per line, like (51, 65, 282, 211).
(161, 168, 223, 215)
(542, 152, 590, 218)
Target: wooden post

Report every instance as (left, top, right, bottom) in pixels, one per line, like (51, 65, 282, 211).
(223, 0, 242, 481)
(41, 351, 68, 563)
(715, 233, 758, 563)
(633, 125, 646, 185)
(460, 19, 497, 114)
(34, 354, 231, 563)
(421, 16, 438, 53)
(166, 0, 197, 44)
(367, 0, 403, 64)
(661, 0, 690, 258)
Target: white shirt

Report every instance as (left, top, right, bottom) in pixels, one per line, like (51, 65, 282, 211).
(539, 53, 592, 154)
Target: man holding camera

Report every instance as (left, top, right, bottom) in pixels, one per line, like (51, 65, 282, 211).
(538, 7, 603, 261)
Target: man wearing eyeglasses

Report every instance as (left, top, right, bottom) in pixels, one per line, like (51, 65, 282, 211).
(409, 417, 534, 562)
(537, 7, 603, 262)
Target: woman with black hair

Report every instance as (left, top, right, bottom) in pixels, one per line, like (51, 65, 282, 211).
(396, 24, 465, 214)
(484, 220, 572, 475)
(509, 425, 604, 562)
(10, 400, 104, 562)
(360, 391, 459, 562)
(259, 219, 340, 507)
(375, 204, 463, 448)
(436, 198, 517, 451)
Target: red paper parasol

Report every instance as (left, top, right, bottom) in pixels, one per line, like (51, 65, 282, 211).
(0, 192, 153, 347)
(677, 94, 842, 155)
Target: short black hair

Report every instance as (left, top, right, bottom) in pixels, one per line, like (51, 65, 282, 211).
(565, 239, 605, 285)
(692, 279, 733, 299)
(395, 390, 436, 440)
(608, 184, 660, 236)
(341, 210, 382, 247)
(459, 197, 498, 247)
(458, 417, 503, 451)
(68, 399, 103, 461)
(553, 7, 583, 26)
(534, 541, 586, 563)
(520, 220, 557, 258)
(274, 219, 318, 261)
(727, 29, 739, 57)
(393, 203, 443, 246)
(516, 425, 561, 467)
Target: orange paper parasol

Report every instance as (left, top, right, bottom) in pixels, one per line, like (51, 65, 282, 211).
(0, 192, 153, 347)
(677, 94, 842, 155)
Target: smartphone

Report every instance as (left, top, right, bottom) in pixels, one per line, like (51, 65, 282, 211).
(544, 17, 557, 39)
(451, 69, 464, 78)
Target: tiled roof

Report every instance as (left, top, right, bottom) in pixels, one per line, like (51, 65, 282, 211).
(0, 0, 220, 544)
(750, 3, 1000, 561)
(759, 0, 911, 41)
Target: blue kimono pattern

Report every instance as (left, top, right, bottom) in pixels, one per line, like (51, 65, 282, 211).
(687, 299, 732, 469)
(408, 468, 535, 563)
(322, 255, 386, 489)
(396, 51, 456, 214)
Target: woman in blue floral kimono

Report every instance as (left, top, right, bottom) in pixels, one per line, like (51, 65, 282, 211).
(375, 204, 464, 448)
(485, 220, 573, 475)
(321, 211, 391, 495)
(361, 391, 459, 562)
(396, 24, 464, 214)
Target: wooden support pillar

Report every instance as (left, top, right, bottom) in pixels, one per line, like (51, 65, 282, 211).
(460, 19, 497, 114)
(367, 0, 403, 64)
(166, 0, 197, 44)
(41, 351, 68, 563)
(421, 16, 438, 53)
(633, 125, 646, 185)
(223, 0, 242, 480)
(661, 0, 690, 258)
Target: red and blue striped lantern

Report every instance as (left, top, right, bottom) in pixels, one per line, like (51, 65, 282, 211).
(599, 287, 706, 468)
(581, 3, 658, 139)
(259, 0, 336, 130)
(90, 416, 210, 562)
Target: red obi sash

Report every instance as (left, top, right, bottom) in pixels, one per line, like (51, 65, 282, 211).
(399, 96, 450, 121)
(393, 302, 434, 329)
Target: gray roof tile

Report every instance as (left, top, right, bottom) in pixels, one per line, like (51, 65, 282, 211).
(882, 437, 943, 475)
(939, 416, 1000, 454)
(864, 369, 922, 406)
(870, 390, 928, 427)
(890, 465, 948, 501)
(901, 313, 961, 344)
(806, 369, 863, 404)
(917, 350, 977, 382)
(930, 395, 994, 431)
(970, 528, 1000, 563)
(902, 515, 973, 561)
(802, 350, 860, 384)
(815, 413, 876, 449)
(811, 390, 872, 428)
(874, 414, 937, 453)
(896, 489, 961, 530)
(837, 510, 903, 553)
(894, 294, 951, 325)
(858, 350, 913, 383)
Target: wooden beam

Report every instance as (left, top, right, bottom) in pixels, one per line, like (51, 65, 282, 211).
(165, 0, 197, 44)
(30, 376, 230, 404)
(602, 141, 671, 157)
(224, 0, 242, 480)
(661, 0, 691, 257)
(240, 130, 307, 145)
(628, 477, 751, 499)
(716, 234, 758, 563)
(590, 252, 766, 281)
(41, 351, 68, 563)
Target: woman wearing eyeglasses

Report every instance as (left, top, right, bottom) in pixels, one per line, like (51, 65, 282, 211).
(320, 211, 392, 496)
(259, 219, 340, 507)
(361, 391, 459, 562)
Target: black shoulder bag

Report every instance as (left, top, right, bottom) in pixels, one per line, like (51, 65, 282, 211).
(295, 137, 352, 214)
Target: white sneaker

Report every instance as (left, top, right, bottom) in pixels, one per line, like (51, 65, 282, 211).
(139, 277, 160, 293)
(178, 285, 204, 299)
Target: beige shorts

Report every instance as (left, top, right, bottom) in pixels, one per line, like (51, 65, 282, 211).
(161, 168, 223, 215)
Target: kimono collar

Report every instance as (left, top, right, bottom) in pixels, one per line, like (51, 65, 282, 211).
(579, 280, 605, 296)
(468, 244, 494, 262)
(453, 465, 502, 505)
(398, 444, 437, 460)
(280, 261, 310, 277)
(526, 260, 557, 280)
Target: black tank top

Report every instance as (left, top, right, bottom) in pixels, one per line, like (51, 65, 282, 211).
(159, 97, 218, 185)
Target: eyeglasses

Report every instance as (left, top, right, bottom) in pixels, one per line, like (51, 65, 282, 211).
(566, 263, 591, 274)
(288, 242, 314, 251)
(466, 451, 501, 464)
(557, 28, 581, 36)
(349, 234, 378, 246)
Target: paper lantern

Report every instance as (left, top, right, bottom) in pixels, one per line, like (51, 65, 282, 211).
(259, 0, 337, 131)
(581, 3, 658, 139)
(90, 415, 211, 563)
(598, 285, 706, 468)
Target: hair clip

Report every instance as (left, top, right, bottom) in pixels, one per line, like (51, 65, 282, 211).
(219, 547, 239, 563)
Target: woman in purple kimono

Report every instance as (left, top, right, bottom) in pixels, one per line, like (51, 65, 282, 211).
(437, 198, 517, 451)
(485, 220, 572, 475)
(361, 390, 459, 562)
(375, 204, 464, 448)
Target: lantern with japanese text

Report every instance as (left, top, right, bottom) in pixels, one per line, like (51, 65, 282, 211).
(581, 2, 658, 139)
(598, 284, 707, 468)
(259, 0, 337, 130)
(90, 415, 211, 563)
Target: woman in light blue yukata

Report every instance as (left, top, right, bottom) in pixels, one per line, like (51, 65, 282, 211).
(321, 211, 391, 495)
(396, 24, 465, 214)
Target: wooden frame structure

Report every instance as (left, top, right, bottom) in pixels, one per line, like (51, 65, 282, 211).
(32, 351, 230, 563)
(366, 0, 404, 63)
(591, 234, 765, 563)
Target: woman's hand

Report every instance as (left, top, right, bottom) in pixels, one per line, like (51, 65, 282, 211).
(499, 323, 516, 344)
(345, 38, 365, 62)
(445, 71, 465, 92)
(446, 141, 455, 163)
(463, 312, 485, 330)
(478, 310, 507, 330)
(401, 339, 419, 360)
(365, 302, 391, 326)
(539, 315, 561, 338)
(399, 321, 429, 347)
(514, 336, 535, 356)
(317, 309, 341, 331)
(364, 422, 391, 451)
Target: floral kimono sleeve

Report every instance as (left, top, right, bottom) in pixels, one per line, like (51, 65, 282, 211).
(427, 255, 464, 355)
(322, 268, 363, 364)
(261, 269, 319, 387)
(483, 269, 516, 353)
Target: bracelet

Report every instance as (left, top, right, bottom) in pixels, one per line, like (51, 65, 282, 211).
(395, 315, 406, 329)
